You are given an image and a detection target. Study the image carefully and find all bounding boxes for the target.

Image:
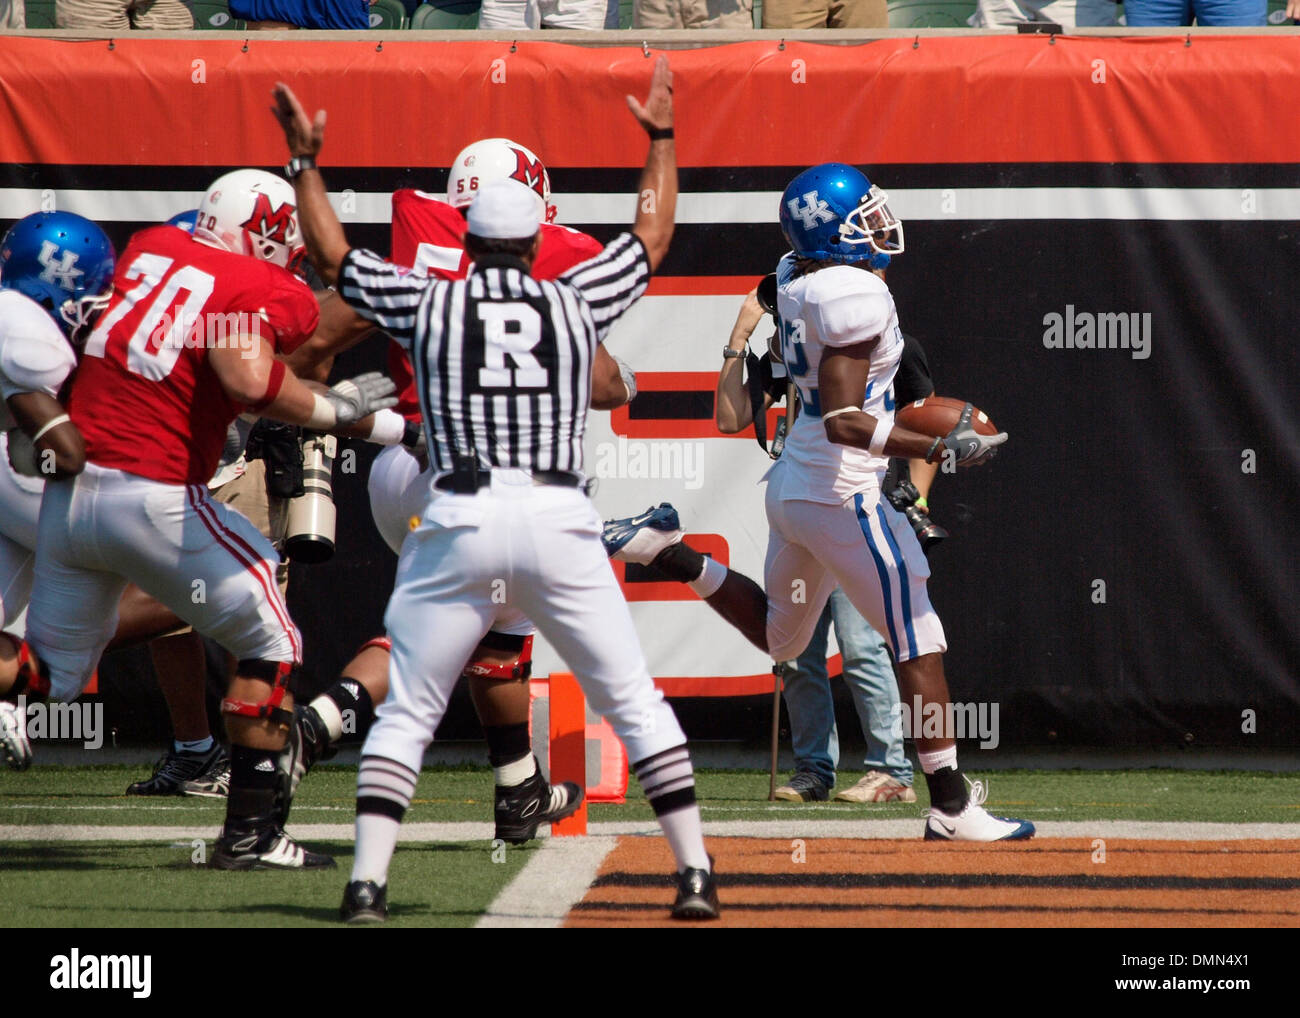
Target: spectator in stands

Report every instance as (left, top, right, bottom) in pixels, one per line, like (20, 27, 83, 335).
(970, 0, 1117, 26)
(1, 1, 23, 29)
(762, 0, 884, 27)
(56, 0, 192, 28)
(636, 0, 753, 28)
(228, 0, 370, 29)
(479, 0, 613, 27)
(1121, 0, 1265, 23)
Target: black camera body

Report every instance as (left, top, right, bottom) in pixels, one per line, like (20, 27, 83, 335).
(886, 478, 948, 555)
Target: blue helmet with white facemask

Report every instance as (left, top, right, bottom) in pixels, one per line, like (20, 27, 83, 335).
(0, 211, 116, 337)
(778, 163, 904, 264)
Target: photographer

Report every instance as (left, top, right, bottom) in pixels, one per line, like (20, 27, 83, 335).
(715, 258, 943, 803)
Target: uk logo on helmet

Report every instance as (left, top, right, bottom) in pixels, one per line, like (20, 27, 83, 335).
(510, 148, 547, 199)
(37, 241, 84, 292)
(241, 192, 297, 245)
(787, 191, 835, 230)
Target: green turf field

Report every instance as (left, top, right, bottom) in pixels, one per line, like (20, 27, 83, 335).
(3, 766, 1297, 927)
(4, 764, 1298, 827)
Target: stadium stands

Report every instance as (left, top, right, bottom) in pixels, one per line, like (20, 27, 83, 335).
(408, 0, 480, 28)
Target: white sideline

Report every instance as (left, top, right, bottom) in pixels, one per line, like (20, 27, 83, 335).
(476, 835, 620, 929)
(3, 819, 1299, 843)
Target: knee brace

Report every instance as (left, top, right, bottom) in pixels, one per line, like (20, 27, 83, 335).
(1, 632, 48, 701)
(462, 633, 533, 681)
(222, 659, 294, 728)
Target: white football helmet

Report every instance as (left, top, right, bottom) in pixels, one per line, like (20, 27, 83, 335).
(194, 169, 305, 273)
(447, 138, 556, 223)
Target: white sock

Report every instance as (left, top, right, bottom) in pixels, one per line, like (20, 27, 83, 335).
(351, 813, 400, 885)
(175, 736, 214, 754)
(917, 744, 959, 774)
(658, 806, 710, 872)
(310, 694, 345, 742)
(687, 556, 727, 599)
(494, 753, 536, 787)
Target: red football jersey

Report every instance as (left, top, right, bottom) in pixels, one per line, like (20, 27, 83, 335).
(388, 189, 605, 419)
(71, 225, 320, 485)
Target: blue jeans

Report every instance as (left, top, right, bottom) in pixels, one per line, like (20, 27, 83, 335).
(1122, 0, 1265, 24)
(781, 588, 913, 789)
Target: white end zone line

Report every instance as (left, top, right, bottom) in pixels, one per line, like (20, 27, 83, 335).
(476, 835, 620, 929)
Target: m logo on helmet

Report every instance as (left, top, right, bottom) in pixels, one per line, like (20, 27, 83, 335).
(37, 240, 84, 292)
(787, 191, 835, 230)
(240, 192, 297, 245)
(509, 148, 547, 199)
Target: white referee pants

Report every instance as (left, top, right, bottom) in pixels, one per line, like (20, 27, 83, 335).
(371, 469, 685, 774)
(763, 461, 947, 665)
(28, 464, 301, 701)
(367, 445, 534, 638)
(0, 433, 42, 628)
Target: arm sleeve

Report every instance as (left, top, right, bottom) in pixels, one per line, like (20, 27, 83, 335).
(337, 247, 431, 349)
(558, 232, 651, 343)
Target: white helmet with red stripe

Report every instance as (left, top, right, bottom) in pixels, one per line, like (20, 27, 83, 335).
(194, 169, 306, 273)
(447, 138, 557, 224)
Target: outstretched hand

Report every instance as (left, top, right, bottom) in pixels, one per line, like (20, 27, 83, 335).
(271, 82, 326, 160)
(626, 55, 673, 134)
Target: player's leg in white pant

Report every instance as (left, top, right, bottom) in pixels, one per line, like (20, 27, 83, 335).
(508, 487, 713, 902)
(367, 444, 429, 556)
(762, 498, 841, 664)
(0, 531, 33, 634)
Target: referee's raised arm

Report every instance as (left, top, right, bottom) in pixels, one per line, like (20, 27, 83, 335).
(626, 56, 677, 272)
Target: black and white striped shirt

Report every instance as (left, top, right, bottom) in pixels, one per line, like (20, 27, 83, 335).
(339, 233, 649, 474)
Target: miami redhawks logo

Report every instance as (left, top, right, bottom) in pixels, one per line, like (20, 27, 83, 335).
(509, 148, 547, 199)
(241, 192, 297, 244)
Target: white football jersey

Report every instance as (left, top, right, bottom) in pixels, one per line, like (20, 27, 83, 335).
(772, 254, 903, 504)
(0, 290, 77, 432)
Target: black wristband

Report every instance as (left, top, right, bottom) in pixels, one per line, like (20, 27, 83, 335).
(647, 127, 674, 141)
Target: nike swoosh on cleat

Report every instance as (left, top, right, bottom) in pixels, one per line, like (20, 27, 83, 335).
(931, 819, 956, 835)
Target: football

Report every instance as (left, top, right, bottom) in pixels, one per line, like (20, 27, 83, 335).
(894, 396, 998, 438)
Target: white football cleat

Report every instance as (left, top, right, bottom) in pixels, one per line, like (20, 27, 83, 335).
(0, 700, 32, 771)
(601, 503, 683, 565)
(924, 778, 1035, 841)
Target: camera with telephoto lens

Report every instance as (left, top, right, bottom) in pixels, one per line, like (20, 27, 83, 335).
(886, 478, 948, 554)
(284, 432, 338, 563)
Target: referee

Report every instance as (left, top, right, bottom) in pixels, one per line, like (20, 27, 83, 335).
(271, 62, 720, 923)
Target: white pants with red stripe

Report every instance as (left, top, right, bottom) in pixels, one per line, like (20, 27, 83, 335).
(367, 444, 531, 637)
(763, 461, 947, 664)
(371, 469, 685, 775)
(0, 434, 42, 627)
(28, 464, 300, 702)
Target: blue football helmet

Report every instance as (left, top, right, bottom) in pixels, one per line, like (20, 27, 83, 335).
(167, 209, 199, 232)
(778, 163, 904, 263)
(0, 211, 116, 336)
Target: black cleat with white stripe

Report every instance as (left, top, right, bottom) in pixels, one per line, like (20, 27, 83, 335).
(210, 816, 336, 871)
(494, 760, 584, 845)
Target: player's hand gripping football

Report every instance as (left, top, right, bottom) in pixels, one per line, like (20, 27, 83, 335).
(626, 55, 674, 134)
(927, 402, 1008, 467)
(271, 82, 325, 159)
(325, 372, 398, 427)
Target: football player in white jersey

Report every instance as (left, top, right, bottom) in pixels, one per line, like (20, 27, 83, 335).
(605, 163, 1034, 841)
(0, 211, 116, 768)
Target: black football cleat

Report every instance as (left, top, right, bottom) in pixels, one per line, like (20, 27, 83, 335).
(128, 743, 228, 796)
(671, 864, 721, 921)
(210, 816, 336, 871)
(340, 880, 388, 924)
(494, 759, 584, 845)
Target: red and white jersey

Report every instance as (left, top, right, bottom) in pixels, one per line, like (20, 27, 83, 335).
(388, 189, 604, 419)
(774, 253, 903, 505)
(0, 290, 77, 433)
(71, 225, 319, 485)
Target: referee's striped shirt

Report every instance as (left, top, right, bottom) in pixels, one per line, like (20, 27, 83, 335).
(338, 232, 650, 475)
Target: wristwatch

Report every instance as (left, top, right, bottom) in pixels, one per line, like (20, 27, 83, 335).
(284, 155, 318, 180)
(722, 347, 745, 360)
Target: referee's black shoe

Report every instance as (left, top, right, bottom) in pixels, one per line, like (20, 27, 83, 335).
(340, 880, 388, 924)
(671, 860, 720, 921)
(494, 760, 584, 844)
